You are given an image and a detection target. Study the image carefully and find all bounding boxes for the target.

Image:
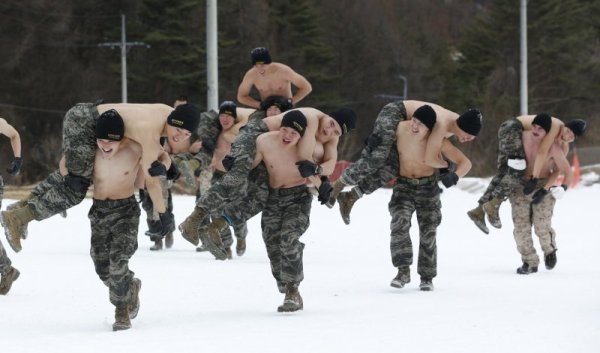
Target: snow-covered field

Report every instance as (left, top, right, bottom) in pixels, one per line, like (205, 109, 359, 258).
(1, 178, 598, 353)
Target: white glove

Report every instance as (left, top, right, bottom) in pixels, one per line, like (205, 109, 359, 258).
(550, 185, 567, 199)
(507, 158, 526, 171)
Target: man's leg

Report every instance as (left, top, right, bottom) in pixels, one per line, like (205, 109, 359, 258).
(415, 182, 442, 291)
(388, 181, 416, 288)
(0, 240, 20, 295)
(509, 190, 539, 274)
(261, 194, 285, 293)
(532, 194, 558, 270)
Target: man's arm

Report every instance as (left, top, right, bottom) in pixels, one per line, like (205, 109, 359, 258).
(532, 123, 561, 178)
(424, 123, 449, 168)
(141, 144, 167, 213)
(548, 144, 573, 188)
(288, 69, 312, 105)
(295, 110, 319, 161)
(237, 71, 261, 109)
(318, 139, 339, 176)
(440, 139, 472, 178)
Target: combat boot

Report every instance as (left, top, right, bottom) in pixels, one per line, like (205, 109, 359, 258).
(325, 179, 346, 209)
(236, 237, 247, 257)
(338, 188, 361, 225)
(516, 262, 538, 275)
(112, 307, 131, 331)
(0, 266, 20, 295)
(482, 197, 502, 229)
(545, 250, 557, 270)
(277, 283, 303, 312)
(467, 205, 490, 235)
(390, 266, 410, 288)
(419, 278, 434, 291)
(1, 205, 36, 252)
(199, 217, 229, 260)
(178, 207, 208, 246)
(224, 247, 233, 260)
(149, 239, 163, 251)
(165, 232, 174, 249)
(6, 198, 29, 211)
(128, 277, 142, 319)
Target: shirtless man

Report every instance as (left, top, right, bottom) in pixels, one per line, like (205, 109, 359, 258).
(467, 114, 586, 234)
(237, 47, 312, 111)
(328, 100, 482, 224)
(251, 110, 312, 312)
(509, 119, 581, 274)
(382, 106, 472, 291)
(0, 117, 22, 295)
(179, 107, 357, 259)
(87, 110, 144, 331)
(2, 102, 200, 252)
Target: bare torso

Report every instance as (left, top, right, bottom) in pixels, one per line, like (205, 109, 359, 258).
(211, 130, 232, 172)
(522, 131, 554, 179)
(93, 138, 143, 200)
(245, 63, 294, 101)
(396, 120, 435, 178)
(256, 131, 305, 189)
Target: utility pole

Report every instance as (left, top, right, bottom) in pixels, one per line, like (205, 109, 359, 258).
(520, 0, 528, 115)
(206, 0, 219, 110)
(98, 14, 149, 103)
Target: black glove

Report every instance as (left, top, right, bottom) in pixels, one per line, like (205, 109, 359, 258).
(158, 212, 175, 237)
(440, 172, 459, 188)
(364, 133, 382, 153)
(318, 177, 333, 205)
(531, 188, 548, 204)
(64, 173, 91, 194)
(222, 155, 235, 171)
(438, 159, 457, 176)
(523, 177, 539, 195)
(6, 157, 23, 176)
(201, 137, 216, 155)
(296, 160, 322, 177)
(166, 162, 181, 181)
(137, 189, 147, 204)
(148, 160, 167, 177)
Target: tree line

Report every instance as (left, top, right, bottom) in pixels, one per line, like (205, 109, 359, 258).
(0, 0, 598, 184)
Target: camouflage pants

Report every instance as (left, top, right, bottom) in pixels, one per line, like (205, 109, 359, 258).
(478, 118, 526, 204)
(509, 182, 557, 267)
(197, 110, 268, 215)
(141, 176, 174, 240)
(89, 196, 140, 308)
(388, 176, 442, 280)
(29, 103, 99, 220)
(0, 239, 11, 275)
(356, 147, 400, 194)
(262, 185, 312, 286)
(202, 171, 234, 247)
(341, 101, 406, 185)
(222, 163, 270, 239)
(0, 176, 4, 209)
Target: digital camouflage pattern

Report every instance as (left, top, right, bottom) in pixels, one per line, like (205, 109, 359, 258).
(262, 185, 312, 286)
(388, 177, 441, 281)
(0, 239, 11, 275)
(89, 197, 140, 309)
(509, 181, 557, 268)
(478, 118, 526, 204)
(341, 101, 406, 185)
(355, 148, 400, 195)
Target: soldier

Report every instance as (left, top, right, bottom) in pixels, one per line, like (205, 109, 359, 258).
(327, 100, 482, 224)
(0, 117, 23, 295)
(2, 102, 200, 252)
(87, 110, 144, 331)
(508, 118, 586, 274)
(385, 106, 473, 290)
(467, 115, 586, 234)
(179, 107, 356, 260)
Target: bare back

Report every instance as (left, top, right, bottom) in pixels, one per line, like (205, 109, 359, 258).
(93, 138, 143, 200)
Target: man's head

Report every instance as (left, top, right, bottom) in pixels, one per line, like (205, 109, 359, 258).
(261, 96, 294, 116)
(411, 105, 437, 134)
(96, 109, 124, 158)
(456, 109, 482, 142)
(561, 119, 587, 143)
(251, 47, 272, 66)
(532, 113, 552, 138)
(174, 95, 188, 108)
(328, 108, 357, 136)
(166, 103, 200, 144)
(218, 100, 237, 129)
(280, 110, 307, 145)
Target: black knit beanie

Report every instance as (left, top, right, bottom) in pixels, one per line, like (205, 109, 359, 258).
(262, 95, 294, 112)
(565, 119, 587, 137)
(219, 101, 237, 119)
(532, 113, 552, 133)
(281, 110, 307, 137)
(251, 47, 272, 65)
(329, 108, 357, 135)
(457, 109, 483, 136)
(413, 105, 437, 131)
(96, 109, 124, 141)
(167, 103, 200, 133)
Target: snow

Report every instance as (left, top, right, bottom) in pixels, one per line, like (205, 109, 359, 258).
(1, 178, 599, 353)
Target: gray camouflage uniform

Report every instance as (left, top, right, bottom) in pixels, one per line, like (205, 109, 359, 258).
(0, 240, 11, 275)
(262, 184, 312, 287)
(89, 196, 140, 309)
(28, 103, 99, 220)
(388, 175, 442, 281)
(478, 118, 526, 204)
(509, 179, 557, 268)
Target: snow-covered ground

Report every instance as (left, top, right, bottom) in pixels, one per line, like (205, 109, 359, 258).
(1, 178, 599, 353)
